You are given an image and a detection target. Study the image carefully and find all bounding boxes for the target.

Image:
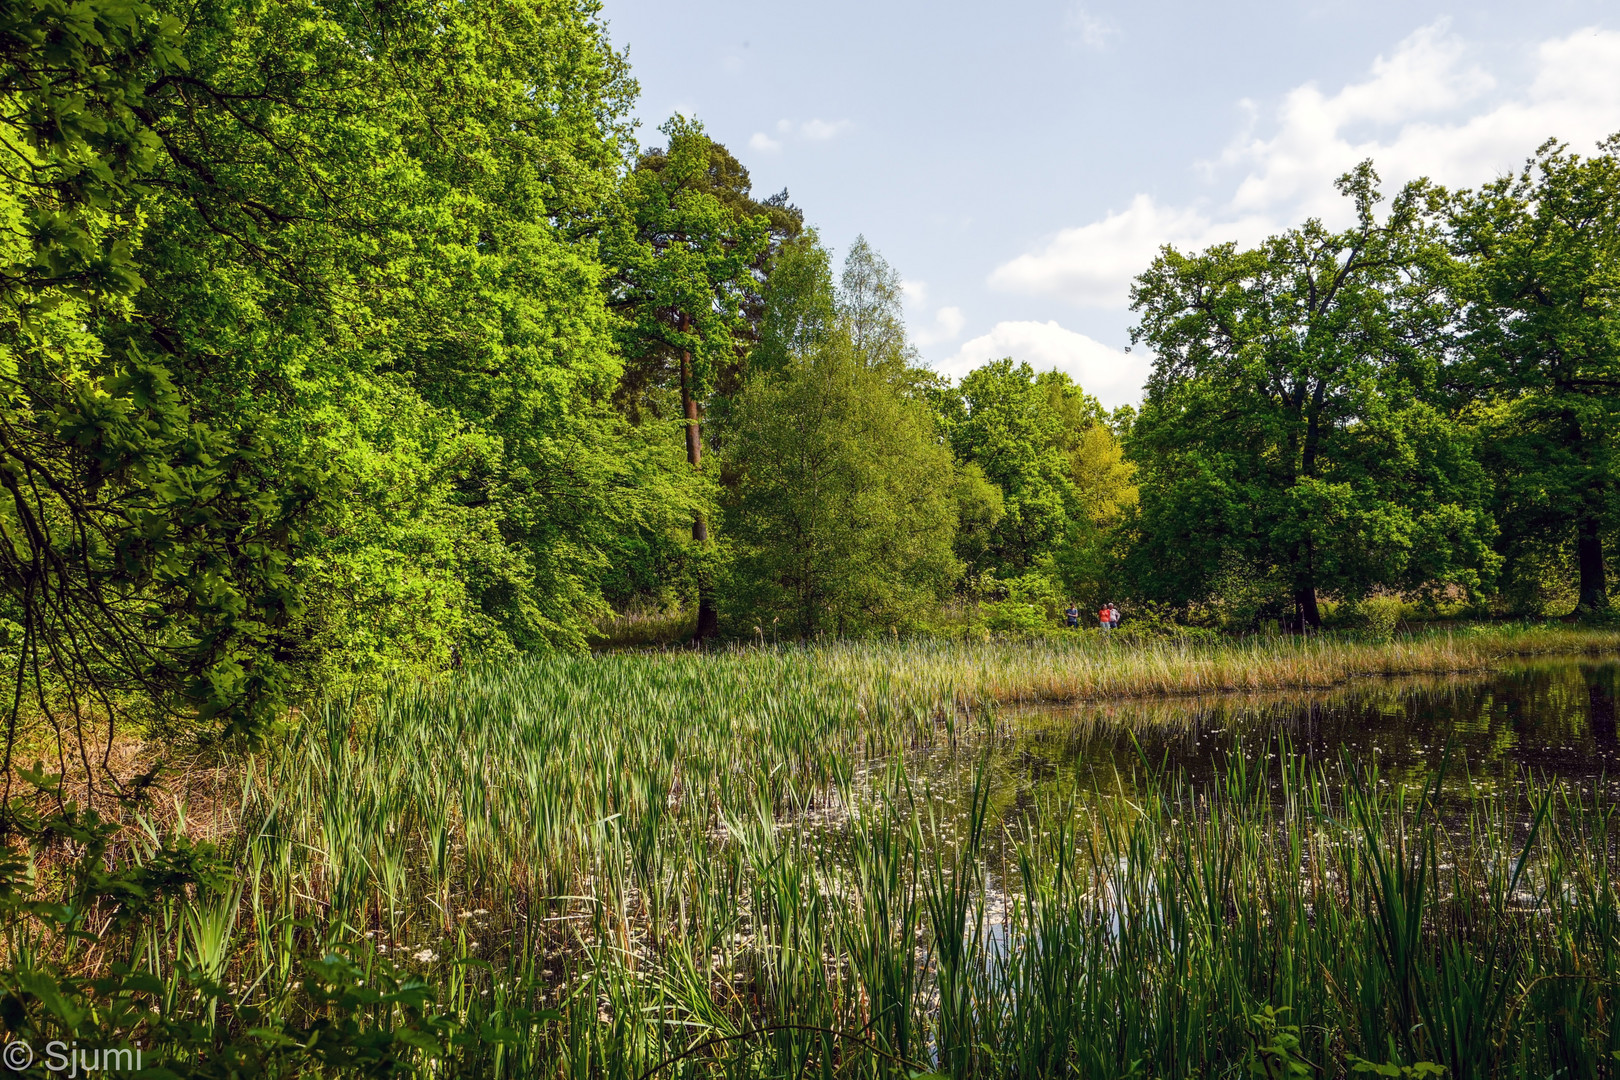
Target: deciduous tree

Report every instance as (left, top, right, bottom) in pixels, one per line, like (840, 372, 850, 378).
(1448, 137, 1620, 615)
(0, 0, 321, 775)
(1128, 164, 1496, 627)
(724, 241, 957, 636)
(938, 361, 1079, 577)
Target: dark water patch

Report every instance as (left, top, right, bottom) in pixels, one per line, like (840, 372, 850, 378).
(891, 660, 1620, 833)
(1022, 659, 1616, 779)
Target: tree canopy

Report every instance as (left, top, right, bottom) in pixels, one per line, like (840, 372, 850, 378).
(607, 117, 800, 638)
(723, 237, 957, 638)
(1127, 165, 1498, 627)
(1, 0, 1614, 774)
(1448, 137, 1620, 615)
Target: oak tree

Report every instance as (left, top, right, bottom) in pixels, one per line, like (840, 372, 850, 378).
(1128, 165, 1496, 627)
(1449, 137, 1620, 615)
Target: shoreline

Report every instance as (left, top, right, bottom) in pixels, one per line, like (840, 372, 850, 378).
(873, 625, 1620, 706)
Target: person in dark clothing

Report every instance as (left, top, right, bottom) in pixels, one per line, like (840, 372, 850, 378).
(1064, 603, 1081, 628)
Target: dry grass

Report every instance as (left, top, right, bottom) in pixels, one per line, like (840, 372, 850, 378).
(806, 623, 1620, 707)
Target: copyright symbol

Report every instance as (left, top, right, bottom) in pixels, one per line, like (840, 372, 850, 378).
(2, 1041, 31, 1071)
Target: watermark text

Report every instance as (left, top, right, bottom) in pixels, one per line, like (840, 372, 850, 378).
(4, 1040, 148, 1076)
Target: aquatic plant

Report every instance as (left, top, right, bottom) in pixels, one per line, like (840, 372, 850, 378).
(5, 638, 1620, 1076)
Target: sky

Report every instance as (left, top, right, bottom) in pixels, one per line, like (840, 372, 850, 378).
(600, 0, 1620, 407)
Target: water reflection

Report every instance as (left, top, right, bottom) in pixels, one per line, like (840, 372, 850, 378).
(902, 659, 1620, 819)
(879, 661, 1620, 985)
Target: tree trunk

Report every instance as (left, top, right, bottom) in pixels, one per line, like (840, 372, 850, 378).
(679, 351, 706, 540)
(679, 340, 718, 642)
(1287, 532, 1322, 632)
(1293, 583, 1321, 632)
(1288, 389, 1327, 633)
(1576, 512, 1609, 615)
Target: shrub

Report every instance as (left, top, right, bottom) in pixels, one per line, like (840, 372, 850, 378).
(1356, 595, 1405, 641)
(980, 598, 1052, 633)
(978, 573, 1062, 633)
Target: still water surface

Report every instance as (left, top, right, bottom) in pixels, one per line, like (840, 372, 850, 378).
(904, 659, 1620, 818)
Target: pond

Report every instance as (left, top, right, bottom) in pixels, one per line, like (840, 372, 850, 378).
(885, 658, 1620, 981)
(896, 658, 1620, 826)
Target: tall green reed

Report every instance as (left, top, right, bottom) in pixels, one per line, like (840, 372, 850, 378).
(12, 645, 1620, 1077)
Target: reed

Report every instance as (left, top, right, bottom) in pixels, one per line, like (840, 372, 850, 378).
(821, 622, 1620, 704)
(5, 629, 1620, 1077)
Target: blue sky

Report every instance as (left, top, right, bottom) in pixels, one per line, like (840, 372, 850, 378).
(602, 0, 1620, 406)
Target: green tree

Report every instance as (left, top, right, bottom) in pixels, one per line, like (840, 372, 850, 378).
(1448, 137, 1620, 615)
(0, 0, 659, 798)
(839, 234, 913, 376)
(932, 359, 1132, 606)
(0, 0, 326, 771)
(1047, 417, 1138, 608)
(1128, 164, 1497, 627)
(1070, 421, 1138, 526)
(752, 230, 838, 375)
(939, 360, 1080, 577)
(724, 240, 957, 637)
(949, 463, 1006, 577)
(608, 117, 797, 639)
(134, 0, 648, 667)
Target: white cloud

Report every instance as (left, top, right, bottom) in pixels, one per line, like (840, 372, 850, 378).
(748, 131, 782, 153)
(989, 195, 1273, 308)
(1318, 22, 1489, 127)
(800, 118, 852, 140)
(991, 23, 1620, 310)
(1218, 22, 1498, 219)
(940, 321, 1149, 408)
(914, 305, 966, 347)
(1064, 4, 1118, 50)
(901, 281, 966, 346)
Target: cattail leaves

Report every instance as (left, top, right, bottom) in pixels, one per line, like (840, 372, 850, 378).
(8, 652, 1620, 1072)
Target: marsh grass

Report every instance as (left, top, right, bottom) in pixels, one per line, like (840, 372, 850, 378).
(879, 623, 1620, 703)
(6, 628, 1620, 1076)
